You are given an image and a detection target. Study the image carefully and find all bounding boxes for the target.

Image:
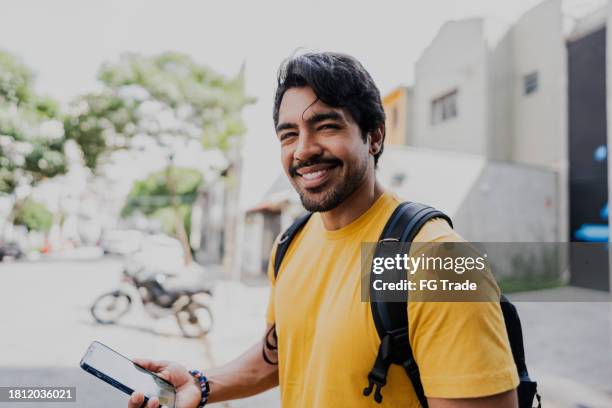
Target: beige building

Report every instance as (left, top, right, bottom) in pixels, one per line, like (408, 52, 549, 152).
(382, 86, 412, 146)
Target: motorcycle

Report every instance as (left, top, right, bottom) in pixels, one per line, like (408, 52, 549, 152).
(90, 261, 214, 338)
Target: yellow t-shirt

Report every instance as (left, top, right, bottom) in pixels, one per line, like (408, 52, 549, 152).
(266, 191, 519, 407)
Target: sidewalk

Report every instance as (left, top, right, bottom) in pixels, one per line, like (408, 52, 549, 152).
(0, 258, 609, 407)
(0, 258, 279, 408)
(510, 288, 612, 408)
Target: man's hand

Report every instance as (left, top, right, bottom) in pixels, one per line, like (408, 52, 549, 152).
(127, 359, 201, 408)
(127, 324, 278, 406)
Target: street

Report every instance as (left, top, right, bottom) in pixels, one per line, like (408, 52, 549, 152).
(0, 257, 279, 408)
(0, 258, 611, 407)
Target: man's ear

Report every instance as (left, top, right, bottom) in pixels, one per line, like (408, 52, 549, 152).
(368, 123, 385, 156)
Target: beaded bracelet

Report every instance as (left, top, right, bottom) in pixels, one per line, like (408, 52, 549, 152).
(189, 370, 210, 407)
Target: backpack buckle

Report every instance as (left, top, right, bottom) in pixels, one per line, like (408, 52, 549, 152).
(363, 370, 386, 403)
(363, 335, 393, 404)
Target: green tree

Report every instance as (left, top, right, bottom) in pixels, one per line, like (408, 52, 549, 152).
(122, 166, 202, 237)
(65, 52, 253, 263)
(0, 50, 67, 232)
(13, 199, 53, 232)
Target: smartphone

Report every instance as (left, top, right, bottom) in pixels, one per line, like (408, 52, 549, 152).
(80, 341, 176, 408)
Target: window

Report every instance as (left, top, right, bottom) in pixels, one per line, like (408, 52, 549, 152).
(431, 90, 458, 125)
(391, 172, 406, 187)
(392, 107, 398, 128)
(524, 72, 538, 95)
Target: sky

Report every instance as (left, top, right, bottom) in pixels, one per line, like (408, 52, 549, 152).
(0, 0, 605, 209)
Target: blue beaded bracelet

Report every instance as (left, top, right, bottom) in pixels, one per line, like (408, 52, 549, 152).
(189, 370, 210, 407)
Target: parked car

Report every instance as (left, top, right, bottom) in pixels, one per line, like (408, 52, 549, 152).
(130, 234, 185, 274)
(99, 229, 143, 255)
(0, 242, 23, 262)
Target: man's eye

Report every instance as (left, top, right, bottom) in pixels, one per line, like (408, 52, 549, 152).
(319, 124, 339, 131)
(280, 132, 298, 141)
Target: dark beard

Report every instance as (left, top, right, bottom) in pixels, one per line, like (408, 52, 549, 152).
(296, 158, 368, 212)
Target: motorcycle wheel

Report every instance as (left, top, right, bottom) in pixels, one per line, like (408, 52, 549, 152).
(176, 302, 213, 338)
(90, 291, 132, 324)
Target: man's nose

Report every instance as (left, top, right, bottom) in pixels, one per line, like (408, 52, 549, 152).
(293, 132, 323, 163)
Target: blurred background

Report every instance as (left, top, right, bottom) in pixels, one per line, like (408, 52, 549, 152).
(0, 0, 611, 407)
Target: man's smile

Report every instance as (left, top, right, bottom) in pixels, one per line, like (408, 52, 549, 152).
(293, 162, 341, 190)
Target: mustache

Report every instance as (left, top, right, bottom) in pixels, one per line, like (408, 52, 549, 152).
(289, 157, 342, 177)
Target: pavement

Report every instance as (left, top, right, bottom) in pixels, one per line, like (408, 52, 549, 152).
(0, 257, 279, 408)
(509, 291, 612, 408)
(0, 257, 611, 407)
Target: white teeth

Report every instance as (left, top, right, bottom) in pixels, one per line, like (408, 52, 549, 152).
(302, 169, 327, 180)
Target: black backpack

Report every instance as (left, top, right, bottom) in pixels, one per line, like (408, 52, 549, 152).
(273, 201, 541, 408)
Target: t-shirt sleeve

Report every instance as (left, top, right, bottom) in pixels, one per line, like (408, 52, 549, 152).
(265, 240, 279, 325)
(407, 218, 520, 398)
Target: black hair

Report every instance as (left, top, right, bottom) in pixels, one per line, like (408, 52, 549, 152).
(273, 52, 386, 166)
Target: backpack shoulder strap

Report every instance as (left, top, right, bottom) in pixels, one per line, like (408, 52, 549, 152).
(263, 212, 311, 366)
(499, 294, 528, 378)
(369, 202, 453, 339)
(273, 212, 312, 280)
(364, 202, 452, 405)
(500, 295, 541, 407)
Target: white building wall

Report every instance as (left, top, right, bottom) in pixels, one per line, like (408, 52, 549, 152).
(453, 161, 559, 242)
(487, 28, 514, 161)
(378, 145, 485, 217)
(377, 146, 559, 242)
(413, 19, 489, 155)
(512, 0, 568, 242)
(511, 0, 567, 170)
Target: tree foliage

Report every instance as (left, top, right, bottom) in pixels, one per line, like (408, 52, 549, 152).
(13, 199, 53, 232)
(0, 50, 67, 194)
(64, 52, 253, 170)
(64, 52, 252, 260)
(122, 166, 202, 217)
(122, 167, 203, 237)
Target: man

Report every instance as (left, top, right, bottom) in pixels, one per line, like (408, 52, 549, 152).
(128, 52, 519, 408)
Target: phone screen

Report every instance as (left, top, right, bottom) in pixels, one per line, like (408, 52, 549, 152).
(80, 341, 176, 407)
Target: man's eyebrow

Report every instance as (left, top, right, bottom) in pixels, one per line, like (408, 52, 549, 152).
(275, 111, 344, 133)
(305, 111, 344, 126)
(275, 122, 297, 133)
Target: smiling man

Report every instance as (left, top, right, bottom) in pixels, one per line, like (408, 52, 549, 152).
(127, 52, 519, 408)
(277, 85, 381, 223)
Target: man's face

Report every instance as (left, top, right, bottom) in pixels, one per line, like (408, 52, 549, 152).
(275, 86, 371, 212)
